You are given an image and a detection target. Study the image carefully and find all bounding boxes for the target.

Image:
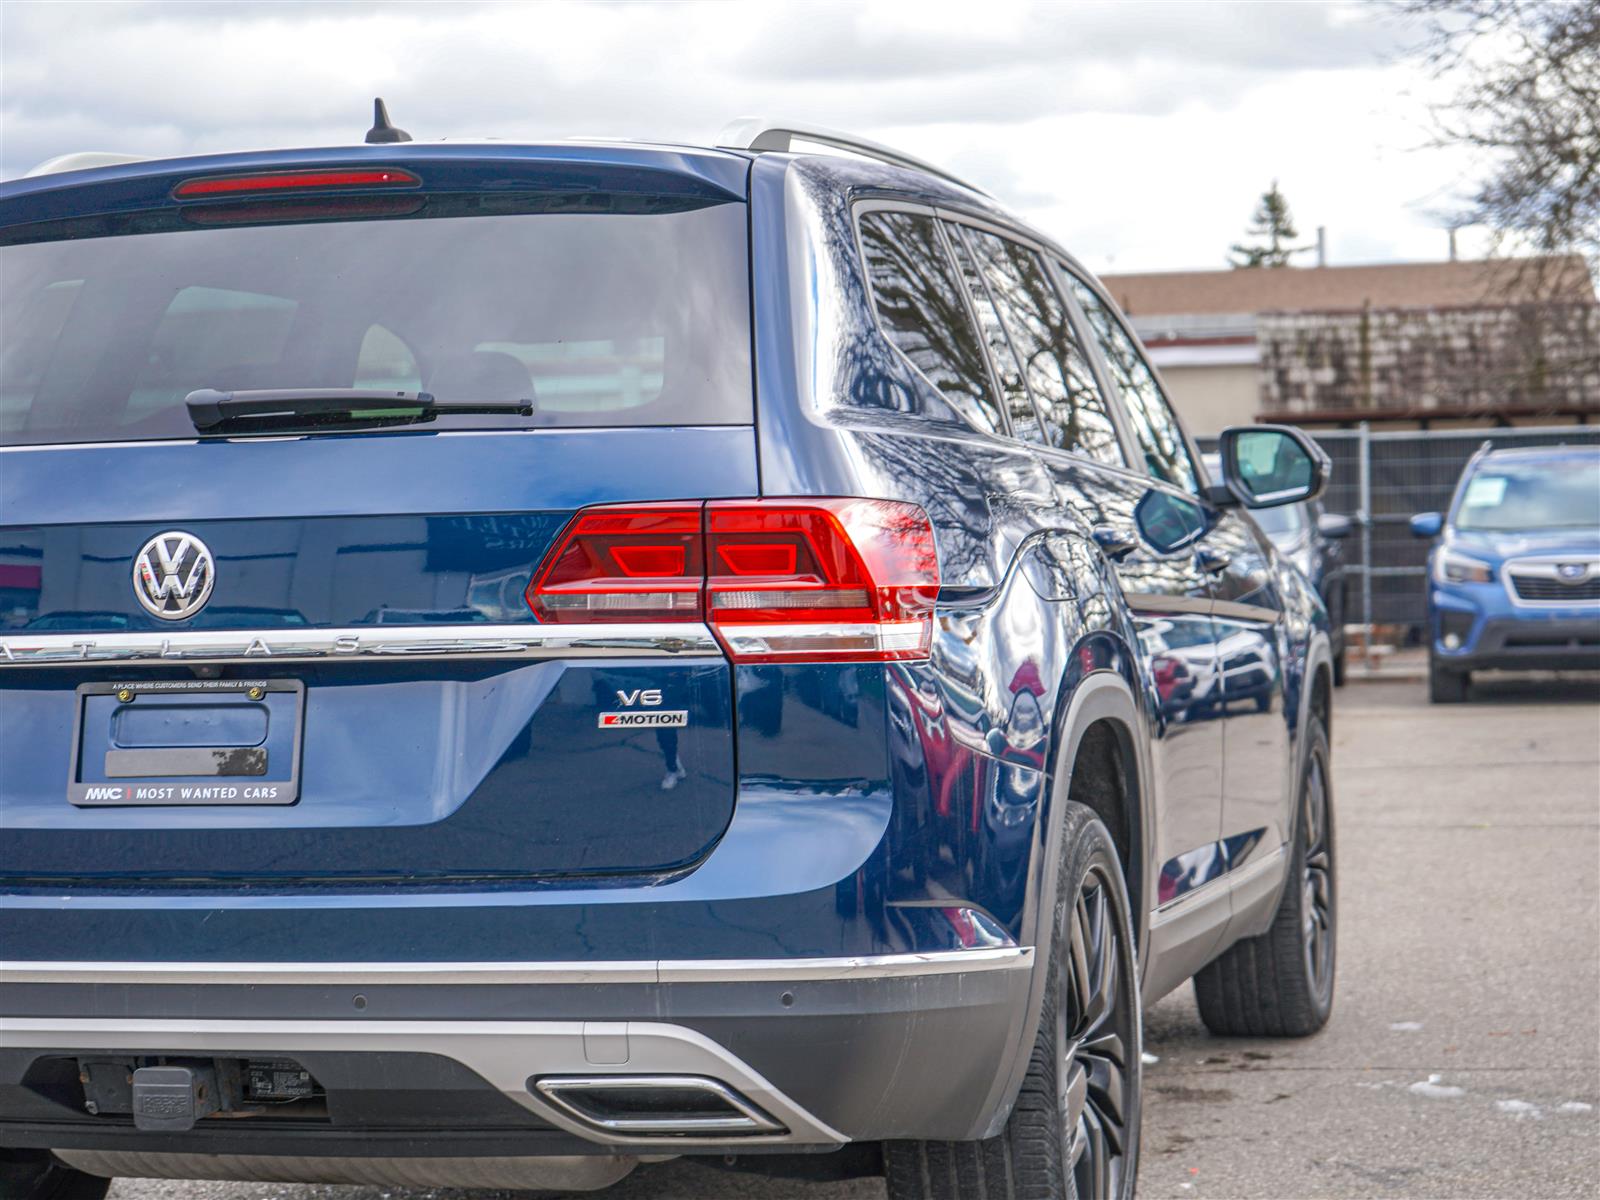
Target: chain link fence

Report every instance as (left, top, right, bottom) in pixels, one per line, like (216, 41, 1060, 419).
(1207, 424, 1600, 633)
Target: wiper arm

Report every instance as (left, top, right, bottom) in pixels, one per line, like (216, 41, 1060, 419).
(186, 388, 534, 432)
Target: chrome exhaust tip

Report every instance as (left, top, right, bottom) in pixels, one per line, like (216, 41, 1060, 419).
(532, 1075, 788, 1137)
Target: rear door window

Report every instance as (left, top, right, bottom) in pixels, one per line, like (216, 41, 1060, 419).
(857, 210, 1003, 434)
(1064, 272, 1200, 493)
(959, 229, 1123, 466)
(0, 203, 751, 445)
(946, 225, 1042, 443)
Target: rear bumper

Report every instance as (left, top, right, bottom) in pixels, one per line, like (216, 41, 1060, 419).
(0, 948, 1033, 1155)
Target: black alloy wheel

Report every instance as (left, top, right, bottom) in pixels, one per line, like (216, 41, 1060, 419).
(1194, 713, 1337, 1037)
(883, 803, 1142, 1200)
(1300, 746, 1335, 1009)
(1057, 858, 1140, 1198)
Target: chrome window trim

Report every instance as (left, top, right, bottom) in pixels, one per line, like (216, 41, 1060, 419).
(1500, 555, 1600, 608)
(0, 622, 721, 667)
(0, 946, 1032, 986)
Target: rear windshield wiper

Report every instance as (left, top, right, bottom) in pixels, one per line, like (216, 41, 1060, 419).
(186, 388, 534, 432)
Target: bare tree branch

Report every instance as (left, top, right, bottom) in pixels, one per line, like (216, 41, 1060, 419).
(1391, 0, 1600, 293)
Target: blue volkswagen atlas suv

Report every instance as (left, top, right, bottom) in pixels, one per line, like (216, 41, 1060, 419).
(0, 113, 1340, 1200)
(1412, 444, 1600, 703)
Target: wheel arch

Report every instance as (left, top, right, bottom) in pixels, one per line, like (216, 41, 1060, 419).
(971, 667, 1150, 1140)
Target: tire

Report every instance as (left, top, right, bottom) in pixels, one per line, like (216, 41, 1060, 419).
(1330, 587, 1347, 687)
(1428, 654, 1468, 704)
(0, 1151, 112, 1200)
(884, 803, 1141, 1200)
(1194, 714, 1336, 1038)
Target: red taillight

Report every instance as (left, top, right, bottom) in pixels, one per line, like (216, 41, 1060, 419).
(706, 500, 939, 662)
(525, 499, 939, 662)
(172, 168, 421, 198)
(525, 505, 704, 624)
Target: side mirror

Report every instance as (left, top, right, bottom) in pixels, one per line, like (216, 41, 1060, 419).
(1410, 512, 1444, 538)
(1214, 424, 1330, 509)
(1317, 512, 1354, 539)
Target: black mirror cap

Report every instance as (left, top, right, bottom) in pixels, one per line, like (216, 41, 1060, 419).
(1216, 424, 1331, 510)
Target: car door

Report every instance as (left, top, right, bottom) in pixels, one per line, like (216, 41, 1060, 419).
(1065, 274, 1291, 871)
(1205, 478, 1295, 861)
(1060, 270, 1247, 912)
(946, 220, 1226, 902)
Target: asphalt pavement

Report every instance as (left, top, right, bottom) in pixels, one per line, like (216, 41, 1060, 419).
(106, 672, 1600, 1200)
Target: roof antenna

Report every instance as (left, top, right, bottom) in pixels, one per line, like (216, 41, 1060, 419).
(365, 98, 412, 145)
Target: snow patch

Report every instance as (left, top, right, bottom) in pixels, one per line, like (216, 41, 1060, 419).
(1409, 1074, 1465, 1099)
(1495, 1099, 1540, 1118)
(1389, 1021, 1423, 1031)
(1141, 1052, 1160, 1065)
(1558, 1101, 1594, 1114)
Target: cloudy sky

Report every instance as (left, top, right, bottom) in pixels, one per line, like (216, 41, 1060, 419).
(1, 0, 1487, 274)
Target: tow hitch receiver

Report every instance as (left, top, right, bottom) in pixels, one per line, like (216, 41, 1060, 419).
(130, 1065, 218, 1132)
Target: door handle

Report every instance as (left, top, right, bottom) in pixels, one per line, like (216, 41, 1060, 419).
(1091, 524, 1138, 562)
(1195, 548, 1231, 574)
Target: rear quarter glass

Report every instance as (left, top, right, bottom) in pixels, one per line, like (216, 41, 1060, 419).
(0, 201, 752, 445)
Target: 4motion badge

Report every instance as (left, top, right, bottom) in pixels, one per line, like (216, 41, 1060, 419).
(599, 687, 688, 728)
(133, 531, 214, 620)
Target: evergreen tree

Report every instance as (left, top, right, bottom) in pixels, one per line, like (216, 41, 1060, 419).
(1230, 182, 1302, 268)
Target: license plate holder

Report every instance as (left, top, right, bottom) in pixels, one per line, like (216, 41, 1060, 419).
(69, 680, 304, 806)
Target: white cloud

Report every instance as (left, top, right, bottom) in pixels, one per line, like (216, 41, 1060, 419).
(0, 0, 1488, 271)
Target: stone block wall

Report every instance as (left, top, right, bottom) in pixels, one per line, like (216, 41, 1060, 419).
(1258, 303, 1600, 415)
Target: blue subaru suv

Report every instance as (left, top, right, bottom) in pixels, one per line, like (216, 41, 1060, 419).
(1411, 444, 1600, 703)
(0, 113, 1340, 1200)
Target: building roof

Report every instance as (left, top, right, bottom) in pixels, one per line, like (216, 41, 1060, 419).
(1099, 256, 1596, 318)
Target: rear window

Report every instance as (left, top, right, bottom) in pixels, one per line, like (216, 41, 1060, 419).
(0, 205, 751, 445)
(856, 210, 1003, 434)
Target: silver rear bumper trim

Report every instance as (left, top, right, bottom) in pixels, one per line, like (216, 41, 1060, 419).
(0, 622, 720, 667)
(0, 946, 1031, 987)
(0, 1016, 845, 1147)
(52, 1150, 642, 1192)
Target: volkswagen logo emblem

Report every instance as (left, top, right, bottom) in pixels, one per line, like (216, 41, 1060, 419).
(1556, 562, 1590, 583)
(133, 532, 214, 620)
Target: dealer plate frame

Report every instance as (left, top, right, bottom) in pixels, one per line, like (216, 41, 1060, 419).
(68, 679, 305, 807)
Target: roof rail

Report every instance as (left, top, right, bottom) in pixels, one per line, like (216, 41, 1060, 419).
(25, 151, 148, 178)
(716, 117, 990, 196)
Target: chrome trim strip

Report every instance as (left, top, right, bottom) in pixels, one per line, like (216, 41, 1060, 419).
(1210, 598, 1284, 626)
(713, 619, 927, 658)
(1500, 555, 1600, 609)
(534, 1075, 786, 1135)
(0, 1017, 846, 1146)
(0, 946, 1032, 987)
(656, 946, 1030, 982)
(1125, 594, 1281, 625)
(1124, 594, 1213, 617)
(0, 438, 204, 453)
(0, 622, 720, 667)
